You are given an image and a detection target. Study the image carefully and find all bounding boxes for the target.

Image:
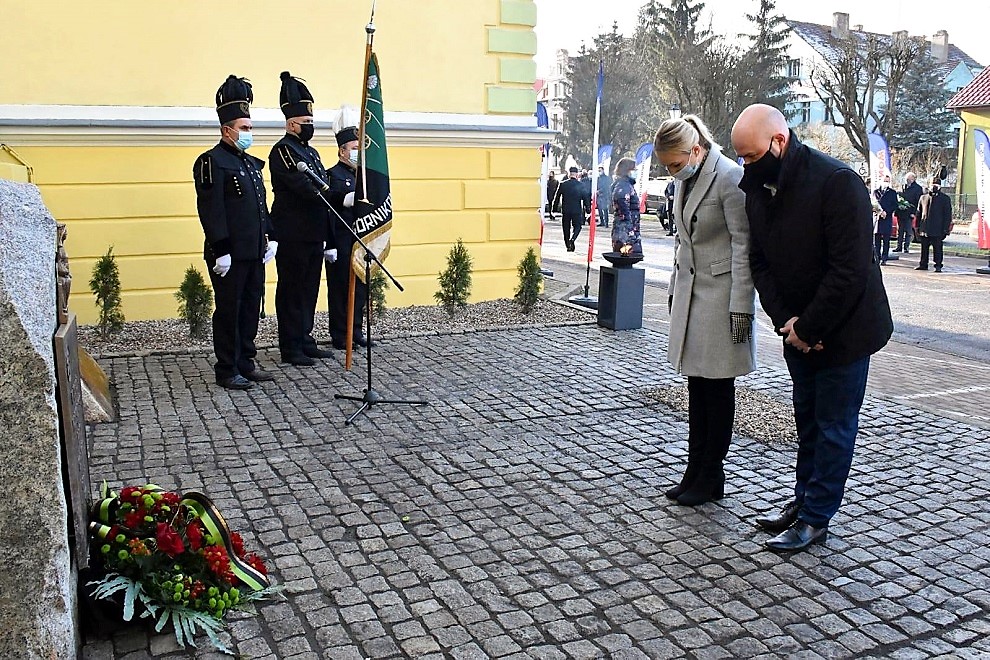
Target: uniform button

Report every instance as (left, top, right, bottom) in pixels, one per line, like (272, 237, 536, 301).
(689, 267, 695, 275)
(691, 215, 698, 223)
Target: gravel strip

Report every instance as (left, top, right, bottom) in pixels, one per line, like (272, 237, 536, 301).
(79, 298, 593, 358)
(643, 385, 797, 448)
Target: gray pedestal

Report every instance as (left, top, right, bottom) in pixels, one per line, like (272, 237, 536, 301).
(597, 266, 645, 330)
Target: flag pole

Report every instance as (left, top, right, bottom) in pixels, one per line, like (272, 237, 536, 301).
(569, 60, 603, 309)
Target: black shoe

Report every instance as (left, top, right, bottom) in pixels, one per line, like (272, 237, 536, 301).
(303, 346, 334, 359)
(281, 354, 316, 367)
(216, 375, 253, 390)
(766, 520, 828, 552)
(914, 265, 928, 271)
(353, 336, 375, 348)
(755, 500, 801, 532)
(676, 473, 725, 507)
(934, 267, 943, 273)
(242, 369, 274, 382)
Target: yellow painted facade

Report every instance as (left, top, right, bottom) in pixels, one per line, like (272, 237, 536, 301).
(1, 0, 545, 323)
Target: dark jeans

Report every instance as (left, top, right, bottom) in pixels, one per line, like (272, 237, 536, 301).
(207, 259, 264, 380)
(274, 240, 324, 358)
(874, 233, 891, 264)
(919, 235, 944, 269)
(896, 222, 913, 251)
(561, 211, 582, 243)
(785, 353, 870, 528)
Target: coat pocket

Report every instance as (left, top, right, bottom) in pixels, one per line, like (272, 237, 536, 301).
(710, 257, 732, 276)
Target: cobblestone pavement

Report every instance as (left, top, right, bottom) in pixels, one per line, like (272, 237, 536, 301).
(81, 318, 990, 658)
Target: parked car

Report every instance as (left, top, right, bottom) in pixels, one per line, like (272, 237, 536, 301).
(644, 177, 674, 229)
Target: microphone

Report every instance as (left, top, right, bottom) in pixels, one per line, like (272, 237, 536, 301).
(296, 161, 330, 192)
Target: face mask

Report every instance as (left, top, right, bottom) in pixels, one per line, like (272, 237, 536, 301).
(627, 174, 636, 184)
(348, 149, 359, 165)
(742, 138, 781, 186)
(233, 130, 253, 151)
(672, 148, 699, 182)
(297, 123, 314, 142)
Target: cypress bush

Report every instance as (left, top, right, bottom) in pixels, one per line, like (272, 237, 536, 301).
(434, 238, 473, 317)
(175, 266, 213, 340)
(89, 246, 125, 339)
(369, 269, 389, 323)
(514, 247, 543, 314)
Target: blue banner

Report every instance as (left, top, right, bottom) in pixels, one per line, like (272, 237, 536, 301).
(867, 132, 891, 187)
(635, 143, 653, 165)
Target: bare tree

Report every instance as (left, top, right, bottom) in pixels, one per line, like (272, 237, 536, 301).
(809, 31, 926, 161)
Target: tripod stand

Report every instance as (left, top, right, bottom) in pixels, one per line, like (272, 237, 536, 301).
(295, 163, 426, 424)
(334, 246, 426, 424)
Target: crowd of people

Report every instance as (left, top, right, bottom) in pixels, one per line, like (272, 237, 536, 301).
(193, 73, 369, 392)
(871, 171, 954, 271)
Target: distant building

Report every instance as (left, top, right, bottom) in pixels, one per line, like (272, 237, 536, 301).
(536, 49, 570, 173)
(947, 66, 990, 203)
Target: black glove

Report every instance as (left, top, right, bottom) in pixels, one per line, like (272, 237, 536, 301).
(668, 295, 673, 314)
(730, 312, 754, 344)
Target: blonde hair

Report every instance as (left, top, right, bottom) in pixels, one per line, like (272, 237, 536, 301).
(614, 156, 636, 178)
(653, 113, 717, 156)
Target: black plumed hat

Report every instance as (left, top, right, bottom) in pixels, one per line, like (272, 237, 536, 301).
(215, 75, 253, 124)
(279, 71, 314, 118)
(335, 126, 359, 146)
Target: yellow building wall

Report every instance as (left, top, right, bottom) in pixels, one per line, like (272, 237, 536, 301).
(17, 144, 542, 324)
(3, 0, 543, 324)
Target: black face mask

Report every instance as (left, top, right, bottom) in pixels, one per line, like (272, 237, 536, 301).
(742, 138, 782, 187)
(297, 123, 315, 142)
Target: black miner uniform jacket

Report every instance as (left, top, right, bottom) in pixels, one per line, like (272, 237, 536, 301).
(268, 133, 336, 246)
(193, 141, 274, 261)
(739, 131, 893, 368)
(554, 176, 591, 216)
(328, 160, 357, 260)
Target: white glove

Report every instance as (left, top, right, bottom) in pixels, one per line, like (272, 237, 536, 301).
(343, 192, 355, 208)
(324, 248, 338, 264)
(213, 254, 232, 277)
(263, 240, 278, 265)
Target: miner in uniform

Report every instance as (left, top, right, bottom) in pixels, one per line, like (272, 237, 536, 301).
(326, 124, 371, 349)
(193, 74, 277, 391)
(269, 71, 337, 366)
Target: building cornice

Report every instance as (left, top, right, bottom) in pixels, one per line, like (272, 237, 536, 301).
(0, 105, 556, 149)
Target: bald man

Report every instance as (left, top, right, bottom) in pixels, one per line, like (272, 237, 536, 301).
(731, 104, 893, 552)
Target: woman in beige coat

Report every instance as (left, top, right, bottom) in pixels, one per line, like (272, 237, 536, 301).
(654, 115, 756, 506)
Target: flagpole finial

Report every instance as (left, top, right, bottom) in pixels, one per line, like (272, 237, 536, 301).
(366, 22, 376, 35)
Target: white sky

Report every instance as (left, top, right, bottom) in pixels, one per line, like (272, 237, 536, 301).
(534, 0, 989, 76)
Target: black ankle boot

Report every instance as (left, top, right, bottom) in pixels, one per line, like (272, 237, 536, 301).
(665, 465, 698, 500)
(676, 469, 725, 507)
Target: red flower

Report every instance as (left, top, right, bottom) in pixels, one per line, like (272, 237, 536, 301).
(155, 522, 185, 557)
(121, 486, 141, 501)
(186, 521, 203, 552)
(230, 532, 245, 558)
(160, 491, 180, 506)
(202, 545, 235, 583)
(245, 553, 268, 576)
(123, 510, 145, 529)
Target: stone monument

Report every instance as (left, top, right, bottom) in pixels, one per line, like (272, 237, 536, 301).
(0, 179, 76, 658)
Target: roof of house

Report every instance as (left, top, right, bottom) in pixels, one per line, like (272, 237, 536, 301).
(947, 65, 990, 109)
(786, 20, 982, 76)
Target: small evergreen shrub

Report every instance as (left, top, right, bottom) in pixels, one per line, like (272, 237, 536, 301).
(175, 266, 213, 340)
(89, 246, 125, 339)
(514, 247, 543, 314)
(369, 269, 389, 323)
(434, 238, 473, 317)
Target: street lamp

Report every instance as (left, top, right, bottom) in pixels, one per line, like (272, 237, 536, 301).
(669, 103, 681, 120)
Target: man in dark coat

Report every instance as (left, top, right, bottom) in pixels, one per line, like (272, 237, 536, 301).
(664, 179, 676, 235)
(545, 171, 559, 217)
(896, 172, 923, 253)
(326, 125, 371, 349)
(596, 166, 612, 227)
(915, 178, 953, 272)
(552, 166, 591, 251)
(873, 174, 898, 265)
(193, 75, 277, 390)
(732, 104, 893, 552)
(269, 71, 335, 366)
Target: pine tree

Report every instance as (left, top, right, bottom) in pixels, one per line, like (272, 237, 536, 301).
(175, 266, 213, 340)
(89, 246, 125, 340)
(434, 239, 473, 317)
(890, 55, 955, 153)
(740, 0, 793, 112)
(514, 248, 543, 314)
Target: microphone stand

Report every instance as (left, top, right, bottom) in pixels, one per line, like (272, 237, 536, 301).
(301, 168, 427, 424)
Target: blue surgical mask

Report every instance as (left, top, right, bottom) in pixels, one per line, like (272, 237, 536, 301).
(672, 149, 700, 181)
(234, 130, 253, 151)
(348, 149, 359, 165)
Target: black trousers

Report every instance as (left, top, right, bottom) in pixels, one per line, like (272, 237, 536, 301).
(896, 222, 913, 251)
(919, 235, 944, 269)
(207, 259, 264, 380)
(327, 250, 367, 344)
(561, 211, 583, 243)
(274, 240, 324, 358)
(687, 376, 735, 473)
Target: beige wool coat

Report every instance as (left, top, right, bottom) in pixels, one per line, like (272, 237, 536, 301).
(667, 146, 756, 378)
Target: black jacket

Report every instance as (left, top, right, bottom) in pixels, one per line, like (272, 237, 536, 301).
(739, 131, 892, 367)
(901, 180, 923, 212)
(193, 141, 274, 261)
(268, 134, 333, 245)
(553, 177, 591, 216)
(327, 160, 356, 258)
(923, 190, 953, 238)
